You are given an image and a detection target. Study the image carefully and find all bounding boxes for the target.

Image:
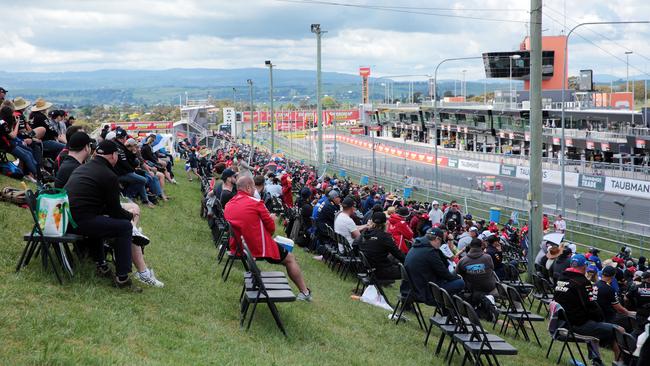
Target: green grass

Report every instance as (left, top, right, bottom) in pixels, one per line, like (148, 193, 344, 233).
(0, 168, 614, 365)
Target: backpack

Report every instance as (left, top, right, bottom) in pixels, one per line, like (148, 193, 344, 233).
(0, 161, 24, 179)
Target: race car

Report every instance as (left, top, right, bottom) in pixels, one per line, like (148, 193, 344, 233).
(476, 175, 504, 191)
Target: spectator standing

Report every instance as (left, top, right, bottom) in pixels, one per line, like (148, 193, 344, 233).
(554, 214, 566, 233)
(428, 200, 443, 226)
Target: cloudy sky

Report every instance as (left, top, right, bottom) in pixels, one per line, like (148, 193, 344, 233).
(1, 0, 649, 80)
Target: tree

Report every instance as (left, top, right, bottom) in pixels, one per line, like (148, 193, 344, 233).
(443, 91, 454, 98)
(321, 95, 339, 109)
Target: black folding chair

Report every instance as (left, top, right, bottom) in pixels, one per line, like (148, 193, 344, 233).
(239, 244, 296, 336)
(15, 190, 82, 284)
(354, 251, 393, 307)
(546, 303, 595, 366)
(455, 297, 518, 366)
(434, 287, 472, 361)
(390, 263, 426, 329)
(424, 282, 448, 346)
(500, 284, 544, 346)
(529, 274, 553, 317)
(222, 227, 247, 282)
(613, 330, 639, 366)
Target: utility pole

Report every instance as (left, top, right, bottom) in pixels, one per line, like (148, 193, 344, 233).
(528, 0, 543, 276)
(626, 51, 633, 92)
(247, 79, 254, 154)
(311, 24, 325, 169)
(265, 60, 275, 153)
(232, 87, 237, 141)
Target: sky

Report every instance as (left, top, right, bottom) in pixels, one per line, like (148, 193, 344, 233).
(1, 0, 649, 80)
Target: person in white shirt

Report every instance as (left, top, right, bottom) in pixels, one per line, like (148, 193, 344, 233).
(334, 197, 367, 253)
(265, 174, 282, 197)
(428, 200, 443, 226)
(554, 214, 566, 233)
(457, 226, 479, 252)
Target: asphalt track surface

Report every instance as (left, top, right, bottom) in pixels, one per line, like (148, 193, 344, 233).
(290, 138, 649, 234)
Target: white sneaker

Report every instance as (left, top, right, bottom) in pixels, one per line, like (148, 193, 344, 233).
(135, 268, 164, 288)
(297, 288, 312, 302)
(132, 226, 150, 246)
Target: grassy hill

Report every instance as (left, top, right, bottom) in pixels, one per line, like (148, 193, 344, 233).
(0, 170, 614, 365)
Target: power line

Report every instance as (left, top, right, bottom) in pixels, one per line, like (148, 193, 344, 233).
(277, 0, 533, 24)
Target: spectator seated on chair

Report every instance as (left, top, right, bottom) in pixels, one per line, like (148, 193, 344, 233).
(54, 131, 92, 188)
(594, 265, 636, 332)
(334, 197, 366, 253)
(387, 206, 414, 254)
(358, 211, 404, 281)
(111, 128, 154, 208)
(401, 228, 464, 306)
(553, 254, 624, 364)
(224, 175, 312, 301)
(457, 238, 497, 305)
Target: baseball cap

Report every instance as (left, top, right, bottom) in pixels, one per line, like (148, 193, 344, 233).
(0, 87, 7, 93)
(397, 207, 410, 217)
(426, 228, 445, 241)
(221, 168, 236, 181)
(469, 226, 479, 233)
(570, 254, 587, 267)
(643, 271, 650, 280)
(432, 200, 439, 205)
(328, 190, 340, 200)
(371, 211, 387, 224)
(341, 197, 356, 209)
(464, 214, 473, 220)
(96, 140, 118, 155)
(601, 266, 617, 277)
(115, 128, 128, 139)
(105, 131, 117, 141)
(68, 132, 92, 151)
(586, 265, 598, 273)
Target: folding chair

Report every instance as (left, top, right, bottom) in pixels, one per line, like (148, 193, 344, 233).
(15, 190, 83, 284)
(546, 303, 596, 366)
(390, 263, 426, 329)
(238, 240, 291, 301)
(500, 284, 544, 346)
(613, 330, 639, 366)
(222, 227, 247, 282)
(424, 282, 449, 346)
(354, 251, 393, 307)
(529, 274, 553, 317)
(239, 247, 296, 336)
(434, 287, 472, 361)
(455, 297, 518, 366)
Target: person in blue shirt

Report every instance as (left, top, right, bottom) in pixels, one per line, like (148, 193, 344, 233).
(588, 248, 603, 270)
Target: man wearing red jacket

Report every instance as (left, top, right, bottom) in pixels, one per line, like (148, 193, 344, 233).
(388, 207, 414, 254)
(225, 175, 312, 301)
(280, 173, 293, 208)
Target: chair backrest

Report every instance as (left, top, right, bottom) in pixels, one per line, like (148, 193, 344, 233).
(398, 263, 416, 298)
(614, 331, 638, 362)
(505, 285, 526, 313)
(358, 251, 375, 277)
(461, 299, 493, 343)
(440, 287, 466, 331)
(241, 238, 266, 292)
(24, 190, 47, 237)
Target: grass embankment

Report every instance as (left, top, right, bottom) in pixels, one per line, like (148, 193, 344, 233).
(0, 169, 613, 365)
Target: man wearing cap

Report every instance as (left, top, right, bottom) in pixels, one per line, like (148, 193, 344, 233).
(219, 168, 238, 207)
(359, 211, 405, 281)
(334, 197, 366, 253)
(113, 128, 153, 208)
(628, 271, 650, 336)
(593, 266, 635, 332)
(224, 175, 312, 301)
(485, 235, 505, 280)
(64, 141, 141, 291)
(388, 207, 414, 254)
(0, 87, 7, 103)
(457, 226, 479, 252)
(315, 190, 341, 245)
(54, 132, 92, 188)
(402, 228, 465, 305)
(553, 254, 624, 363)
(428, 200, 443, 226)
(587, 248, 603, 270)
(457, 238, 497, 304)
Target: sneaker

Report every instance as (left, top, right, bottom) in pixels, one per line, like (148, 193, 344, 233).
(95, 265, 113, 279)
(297, 288, 312, 302)
(132, 226, 150, 246)
(113, 276, 143, 293)
(134, 268, 164, 288)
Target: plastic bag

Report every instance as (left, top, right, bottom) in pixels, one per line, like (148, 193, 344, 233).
(360, 285, 393, 311)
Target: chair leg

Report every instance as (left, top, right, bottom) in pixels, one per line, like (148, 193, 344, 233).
(267, 301, 288, 337)
(574, 341, 588, 366)
(414, 302, 425, 330)
(16, 239, 35, 272)
(391, 298, 402, 324)
(557, 341, 567, 364)
(43, 243, 63, 285)
(435, 332, 446, 355)
(375, 284, 392, 308)
(424, 322, 433, 346)
(240, 298, 250, 328)
(245, 300, 259, 331)
(545, 337, 555, 359)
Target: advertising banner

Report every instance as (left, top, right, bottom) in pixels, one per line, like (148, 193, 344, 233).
(604, 177, 650, 199)
(448, 158, 459, 168)
(499, 164, 518, 177)
(578, 174, 606, 191)
(349, 127, 365, 135)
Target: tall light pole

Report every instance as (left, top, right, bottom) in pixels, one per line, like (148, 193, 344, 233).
(626, 51, 633, 92)
(311, 24, 325, 170)
(265, 60, 275, 153)
(509, 54, 521, 109)
(560, 21, 649, 216)
(232, 87, 237, 140)
(528, 0, 543, 276)
(462, 70, 467, 99)
(247, 79, 254, 153)
(433, 56, 483, 189)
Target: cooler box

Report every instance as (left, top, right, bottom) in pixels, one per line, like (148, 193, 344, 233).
(339, 169, 347, 177)
(360, 175, 369, 185)
(489, 207, 501, 223)
(274, 236, 294, 253)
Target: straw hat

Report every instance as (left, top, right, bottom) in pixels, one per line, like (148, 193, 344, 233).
(31, 98, 52, 112)
(12, 97, 30, 111)
(546, 245, 562, 260)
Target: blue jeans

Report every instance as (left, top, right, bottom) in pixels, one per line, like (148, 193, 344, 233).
(145, 172, 162, 196)
(42, 140, 65, 158)
(11, 144, 38, 176)
(440, 278, 465, 296)
(118, 172, 149, 203)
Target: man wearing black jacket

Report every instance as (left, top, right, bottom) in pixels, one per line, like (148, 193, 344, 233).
(64, 140, 141, 291)
(401, 228, 464, 305)
(112, 129, 153, 207)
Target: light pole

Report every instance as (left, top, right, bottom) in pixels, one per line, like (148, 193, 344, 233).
(232, 87, 237, 140)
(247, 79, 254, 154)
(432, 56, 483, 189)
(560, 21, 649, 216)
(509, 54, 521, 109)
(311, 23, 325, 170)
(462, 70, 467, 99)
(626, 51, 633, 92)
(265, 60, 275, 153)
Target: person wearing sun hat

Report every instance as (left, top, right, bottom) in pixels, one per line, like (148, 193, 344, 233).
(553, 253, 624, 364)
(29, 97, 65, 157)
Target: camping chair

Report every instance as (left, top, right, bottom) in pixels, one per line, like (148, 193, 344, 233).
(613, 330, 639, 366)
(15, 190, 83, 284)
(424, 282, 452, 346)
(239, 244, 296, 336)
(500, 284, 544, 346)
(546, 302, 599, 366)
(455, 297, 518, 366)
(390, 263, 426, 329)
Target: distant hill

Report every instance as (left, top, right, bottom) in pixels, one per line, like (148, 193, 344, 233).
(0, 68, 535, 106)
